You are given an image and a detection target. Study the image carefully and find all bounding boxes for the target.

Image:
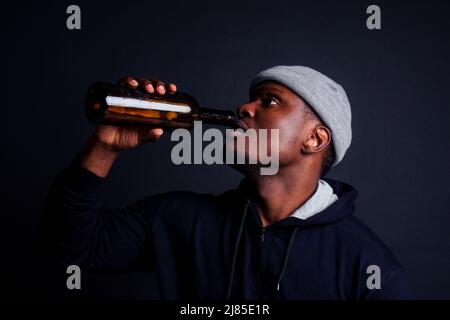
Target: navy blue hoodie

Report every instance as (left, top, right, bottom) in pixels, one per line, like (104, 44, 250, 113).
(42, 156, 413, 300)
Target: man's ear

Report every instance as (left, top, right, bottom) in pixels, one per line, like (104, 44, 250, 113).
(301, 126, 331, 155)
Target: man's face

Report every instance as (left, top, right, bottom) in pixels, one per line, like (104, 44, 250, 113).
(232, 81, 314, 172)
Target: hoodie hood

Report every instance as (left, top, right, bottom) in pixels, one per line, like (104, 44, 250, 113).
(235, 177, 358, 229)
(288, 179, 338, 220)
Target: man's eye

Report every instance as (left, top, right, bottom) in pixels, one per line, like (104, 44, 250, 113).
(261, 96, 278, 107)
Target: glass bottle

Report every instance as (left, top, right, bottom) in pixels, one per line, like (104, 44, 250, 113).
(85, 82, 237, 129)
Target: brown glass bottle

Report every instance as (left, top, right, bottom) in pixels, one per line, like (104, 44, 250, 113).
(85, 82, 237, 129)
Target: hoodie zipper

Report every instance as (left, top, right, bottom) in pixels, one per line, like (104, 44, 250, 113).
(260, 226, 267, 246)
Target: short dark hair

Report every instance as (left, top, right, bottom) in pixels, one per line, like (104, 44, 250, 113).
(303, 106, 335, 177)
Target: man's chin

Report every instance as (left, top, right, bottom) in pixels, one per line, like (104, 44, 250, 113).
(228, 162, 263, 178)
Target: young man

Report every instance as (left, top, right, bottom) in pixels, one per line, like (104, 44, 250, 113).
(43, 65, 413, 299)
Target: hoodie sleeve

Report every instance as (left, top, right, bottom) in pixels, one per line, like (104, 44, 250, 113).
(40, 154, 161, 272)
(366, 268, 414, 300)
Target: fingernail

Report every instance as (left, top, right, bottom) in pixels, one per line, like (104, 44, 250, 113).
(157, 85, 165, 94)
(153, 128, 163, 135)
(130, 79, 138, 86)
(146, 83, 154, 93)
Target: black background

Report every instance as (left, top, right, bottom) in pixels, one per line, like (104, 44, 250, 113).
(2, 0, 450, 299)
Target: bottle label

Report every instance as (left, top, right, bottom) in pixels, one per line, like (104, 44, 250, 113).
(105, 96, 192, 113)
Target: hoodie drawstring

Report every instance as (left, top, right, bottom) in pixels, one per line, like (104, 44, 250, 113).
(276, 226, 299, 292)
(226, 200, 300, 297)
(226, 200, 249, 300)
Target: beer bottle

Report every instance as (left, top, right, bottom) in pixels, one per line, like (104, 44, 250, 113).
(85, 82, 237, 129)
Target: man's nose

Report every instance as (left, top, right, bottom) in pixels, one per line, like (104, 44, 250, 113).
(236, 102, 256, 119)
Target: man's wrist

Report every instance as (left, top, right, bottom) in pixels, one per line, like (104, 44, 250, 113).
(90, 135, 121, 155)
(80, 135, 120, 177)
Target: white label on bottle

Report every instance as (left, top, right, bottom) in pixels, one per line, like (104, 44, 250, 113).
(105, 96, 191, 113)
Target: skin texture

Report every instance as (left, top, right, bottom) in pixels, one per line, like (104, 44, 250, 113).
(80, 77, 331, 226)
(234, 81, 331, 225)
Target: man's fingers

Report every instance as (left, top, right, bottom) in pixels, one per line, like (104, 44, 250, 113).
(137, 78, 154, 93)
(167, 83, 177, 94)
(116, 77, 175, 95)
(151, 80, 166, 95)
(117, 76, 138, 88)
(146, 128, 164, 141)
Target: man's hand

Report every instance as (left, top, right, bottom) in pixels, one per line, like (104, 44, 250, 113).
(80, 76, 177, 177)
(94, 76, 178, 151)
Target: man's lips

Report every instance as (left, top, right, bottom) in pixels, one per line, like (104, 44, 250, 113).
(234, 119, 249, 130)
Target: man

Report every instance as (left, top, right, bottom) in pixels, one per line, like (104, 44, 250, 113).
(43, 65, 413, 299)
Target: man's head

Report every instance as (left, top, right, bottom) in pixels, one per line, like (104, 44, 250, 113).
(233, 65, 351, 178)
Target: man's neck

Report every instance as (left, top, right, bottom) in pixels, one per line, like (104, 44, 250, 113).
(249, 164, 320, 227)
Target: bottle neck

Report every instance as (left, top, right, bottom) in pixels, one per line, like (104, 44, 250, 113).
(196, 107, 237, 128)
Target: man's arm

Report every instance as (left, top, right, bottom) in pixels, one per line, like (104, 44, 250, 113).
(42, 153, 157, 271)
(79, 134, 119, 178)
(40, 77, 176, 272)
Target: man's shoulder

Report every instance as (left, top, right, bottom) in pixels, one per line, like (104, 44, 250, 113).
(331, 215, 413, 299)
(330, 214, 404, 270)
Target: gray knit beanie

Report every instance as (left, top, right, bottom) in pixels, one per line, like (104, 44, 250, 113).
(251, 65, 352, 166)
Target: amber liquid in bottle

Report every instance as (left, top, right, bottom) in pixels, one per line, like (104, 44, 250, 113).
(85, 82, 237, 129)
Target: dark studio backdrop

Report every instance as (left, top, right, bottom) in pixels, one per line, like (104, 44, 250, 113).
(2, 0, 450, 299)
